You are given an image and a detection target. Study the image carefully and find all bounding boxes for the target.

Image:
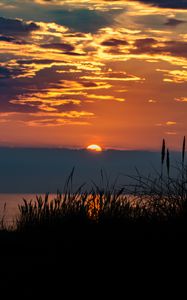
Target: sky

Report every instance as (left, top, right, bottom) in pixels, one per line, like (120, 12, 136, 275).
(1, 0, 187, 150)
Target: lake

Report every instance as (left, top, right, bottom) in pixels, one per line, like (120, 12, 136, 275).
(0, 193, 56, 226)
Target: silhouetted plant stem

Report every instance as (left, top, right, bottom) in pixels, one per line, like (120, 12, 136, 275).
(182, 136, 186, 200)
(182, 136, 186, 166)
(161, 139, 166, 193)
(166, 148, 170, 178)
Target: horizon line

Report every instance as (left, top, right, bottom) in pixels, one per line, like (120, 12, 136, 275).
(0, 145, 182, 152)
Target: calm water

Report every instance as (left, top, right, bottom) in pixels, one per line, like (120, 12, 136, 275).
(0, 194, 56, 225)
(0, 193, 156, 226)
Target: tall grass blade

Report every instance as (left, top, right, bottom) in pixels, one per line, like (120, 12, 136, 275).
(182, 136, 186, 200)
(161, 139, 166, 191)
(161, 139, 166, 166)
(166, 148, 170, 177)
(182, 136, 186, 165)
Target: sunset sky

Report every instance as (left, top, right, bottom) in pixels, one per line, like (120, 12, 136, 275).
(1, 0, 187, 150)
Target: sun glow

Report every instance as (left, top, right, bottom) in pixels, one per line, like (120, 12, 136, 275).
(87, 144, 102, 152)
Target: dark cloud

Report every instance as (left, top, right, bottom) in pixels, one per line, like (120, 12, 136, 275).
(0, 66, 11, 79)
(164, 18, 186, 26)
(105, 0, 187, 8)
(0, 17, 40, 36)
(161, 41, 187, 57)
(0, 35, 15, 42)
(101, 38, 128, 47)
(132, 38, 157, 54)
(137, 0, 187, 9)
(0, 64, 31, 80)
(51, 9, 119, 33)
(135, 38, 157, 48)
(63, 51, 86, 56)
(0, 65, 81, 113)
(41, 43, 75, 52)
(132, 38, 187, 58)
(16, 59, 62, 65)
(0, 34, 28, 45)
(40, 43, 86, 56)
(65, 32, 86, 38)
(81, 81, 98, 88)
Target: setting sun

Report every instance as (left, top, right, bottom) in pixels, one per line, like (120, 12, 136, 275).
(87, 144, 102, 152)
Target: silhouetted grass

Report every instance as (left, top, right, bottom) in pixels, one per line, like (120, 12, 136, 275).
(0, 203, 7, 231)
(125, 137, 187, 220)
(1, 140, 187, 297)
(1, 137, 187, 242)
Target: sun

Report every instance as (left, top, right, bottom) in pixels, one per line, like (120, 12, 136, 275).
(87, 144, 102, 152)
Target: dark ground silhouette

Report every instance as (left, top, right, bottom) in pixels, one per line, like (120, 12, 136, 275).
(1, 141, 187, 295)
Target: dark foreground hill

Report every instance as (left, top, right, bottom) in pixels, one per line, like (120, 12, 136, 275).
(1, 141, 187, 295)
(1, 193, 187, 296)
(0, 222, 186, 297)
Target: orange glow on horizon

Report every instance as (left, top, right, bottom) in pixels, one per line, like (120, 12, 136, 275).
(87, 144, 102, 152)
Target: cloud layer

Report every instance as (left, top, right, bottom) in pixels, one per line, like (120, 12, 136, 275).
(0, 16, 40, 35)
(0, 0, 187, 149)
(137, 0, 187, 9)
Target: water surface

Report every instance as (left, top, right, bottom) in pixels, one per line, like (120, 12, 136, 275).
(0, 194, 56, 225)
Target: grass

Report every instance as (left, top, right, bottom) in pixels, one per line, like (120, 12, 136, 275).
(1, 137, 187, 242)
(125, 137, 187, 218)
(1, 139, 187, 293)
